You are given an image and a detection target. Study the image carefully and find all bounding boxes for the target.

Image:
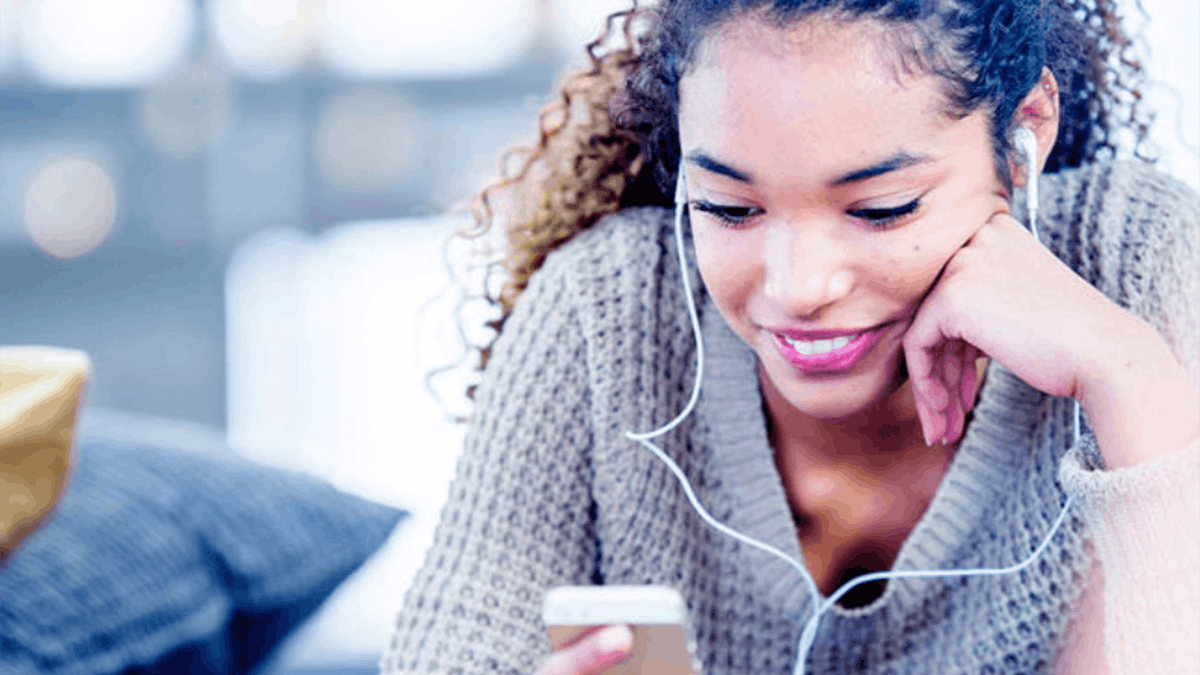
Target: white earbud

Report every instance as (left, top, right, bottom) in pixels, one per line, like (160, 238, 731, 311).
(1013, 126, 1038, 165)
(1013, 127, 1040, 240)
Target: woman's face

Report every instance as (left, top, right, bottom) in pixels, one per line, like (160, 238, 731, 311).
(678, 17, 1011, 421)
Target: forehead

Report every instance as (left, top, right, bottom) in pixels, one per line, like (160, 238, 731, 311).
(680, 16, 955, 182)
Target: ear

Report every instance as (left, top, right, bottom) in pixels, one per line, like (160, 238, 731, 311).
(1008, 67, 1061, 188)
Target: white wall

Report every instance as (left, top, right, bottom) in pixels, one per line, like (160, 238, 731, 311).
(1121, 0, 1200, 192)
(225, 214, 495, 665)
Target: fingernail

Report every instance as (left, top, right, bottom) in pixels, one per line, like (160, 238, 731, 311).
(596, 625, 634, 654)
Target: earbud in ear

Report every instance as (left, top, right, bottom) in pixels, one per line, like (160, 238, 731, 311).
(1012, 127, 1040, 240)
(1013, 127, 1038, 177)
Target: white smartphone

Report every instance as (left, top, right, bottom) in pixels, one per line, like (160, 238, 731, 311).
(542, 585, 700, 675)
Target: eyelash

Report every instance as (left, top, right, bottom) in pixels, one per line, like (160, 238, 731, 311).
(846, 199, 921, 227)
(691, 199, 922, 229)
(691, 202, 762, 227)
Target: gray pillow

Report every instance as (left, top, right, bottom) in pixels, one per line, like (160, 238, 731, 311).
(0, 409, 405, 675)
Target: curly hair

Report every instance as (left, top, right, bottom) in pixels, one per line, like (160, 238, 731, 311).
(457, 0, 1152, 400)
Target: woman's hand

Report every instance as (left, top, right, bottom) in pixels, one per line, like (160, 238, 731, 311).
(901, 211, 1138, 448)
(537, 625, 634, 675)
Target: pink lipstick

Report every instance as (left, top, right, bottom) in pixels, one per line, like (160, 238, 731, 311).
(773, 324, 888, 373)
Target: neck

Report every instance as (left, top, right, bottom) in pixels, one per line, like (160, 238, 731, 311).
(760, 357, 989, 464)
(759, 362, 928, 463)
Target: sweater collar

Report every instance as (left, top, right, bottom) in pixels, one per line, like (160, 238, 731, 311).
(693, 290, 1050, 625)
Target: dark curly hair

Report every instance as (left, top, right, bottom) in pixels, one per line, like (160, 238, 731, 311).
(458, 0, 1152, 400)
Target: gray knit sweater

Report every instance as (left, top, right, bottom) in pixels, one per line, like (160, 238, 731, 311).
(380, 161, 1200, 675)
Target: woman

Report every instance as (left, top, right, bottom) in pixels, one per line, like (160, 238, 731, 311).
(382, 0, 1199, 673)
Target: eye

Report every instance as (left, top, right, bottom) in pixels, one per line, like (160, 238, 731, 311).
(690, 201, 763, 228)
(846, 199, 921, 228)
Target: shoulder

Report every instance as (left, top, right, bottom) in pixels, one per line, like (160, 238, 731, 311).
(490, 206, 679, 365)
(538, 206, 676, 282)
(505, 202, 699, 384)
(485, 205, 699, 438)
(518, 206, 679, 317)
(1043, 158, 1197, 198)
(1039, 161, 1198, 284)
(1042, 160, 1198, 244)
(1040, 161, 1199, 384)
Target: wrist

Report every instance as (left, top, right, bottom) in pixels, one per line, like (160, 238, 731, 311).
(1076, 316, 1200, 469)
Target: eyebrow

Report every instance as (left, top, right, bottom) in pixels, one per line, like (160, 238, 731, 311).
(685, 150, 755, 184)
(683, 149, 933, 187)
(831, 151, 933, 185)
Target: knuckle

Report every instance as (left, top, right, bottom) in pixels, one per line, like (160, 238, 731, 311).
(945, 249, 973, 275)
(987, 211, 1018, 229)
(901, 332, 922, 354)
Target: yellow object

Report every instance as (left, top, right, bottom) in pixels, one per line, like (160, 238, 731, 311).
(0, 346, 90, 559)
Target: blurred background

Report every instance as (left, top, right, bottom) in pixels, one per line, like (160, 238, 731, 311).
(1, 0, 1196, 672)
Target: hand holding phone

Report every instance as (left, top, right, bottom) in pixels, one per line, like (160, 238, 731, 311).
(535, 624, 637, 675)
(540, 585, 699, 675)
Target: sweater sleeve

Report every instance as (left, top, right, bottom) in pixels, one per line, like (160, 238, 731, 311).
(378, 242, 599, 675)
(1055, 162, 1200, 673)
(1059, 437, 1200, 672)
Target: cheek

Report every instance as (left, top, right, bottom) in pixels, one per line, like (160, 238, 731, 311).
(870, 240, 953, 304)
(878, 189, 996, 300)
(692, 223, 762, 312)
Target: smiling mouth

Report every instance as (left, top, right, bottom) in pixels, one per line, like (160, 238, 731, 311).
(779, 333, 863, 355)
(771, 323, 892, 372)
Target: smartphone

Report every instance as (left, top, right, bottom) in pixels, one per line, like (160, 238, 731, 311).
(542, 585, 700, 675)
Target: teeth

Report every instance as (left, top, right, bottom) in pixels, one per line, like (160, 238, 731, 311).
(783, 334, 857, 355)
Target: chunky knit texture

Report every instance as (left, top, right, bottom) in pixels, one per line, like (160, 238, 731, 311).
(380, 160, 1200, 675)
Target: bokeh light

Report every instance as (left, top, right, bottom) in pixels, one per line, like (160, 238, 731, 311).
(19, 0, 195, 89)
(208, 0, 325, 81)
(23, 157, 118, 260)
(323, 0, 537, 80)
(313, 87, 423, 193)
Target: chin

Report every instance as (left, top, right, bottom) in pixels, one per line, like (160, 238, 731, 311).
(785, 388, 882, 420)
(760, 342, 906, 422)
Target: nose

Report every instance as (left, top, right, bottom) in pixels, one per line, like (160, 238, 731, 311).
(762, 221, 856, 317)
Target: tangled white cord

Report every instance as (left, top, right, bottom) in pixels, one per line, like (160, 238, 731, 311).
(624, 158, 1077, 675)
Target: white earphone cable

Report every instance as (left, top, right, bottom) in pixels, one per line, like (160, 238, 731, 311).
(625, 160, 1077, 675)
(625, 164, 708, 442)
(623, 164, 825, 608)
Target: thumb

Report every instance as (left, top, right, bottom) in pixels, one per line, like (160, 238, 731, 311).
(538, 625, 634, 675)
